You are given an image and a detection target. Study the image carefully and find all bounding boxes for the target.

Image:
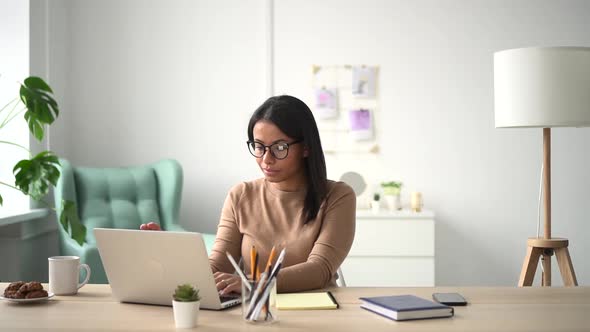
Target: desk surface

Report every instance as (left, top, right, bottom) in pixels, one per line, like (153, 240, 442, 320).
(1, 283, 588, 331)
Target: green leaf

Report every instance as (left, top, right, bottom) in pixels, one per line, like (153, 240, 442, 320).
(19, 76, 59, 141)
(0, 194, 3, 205)
(22, 76, 53, 93)
(25, 112, 44, 141)
(60, 200, 87, 246)
(13, 151, 61, 201)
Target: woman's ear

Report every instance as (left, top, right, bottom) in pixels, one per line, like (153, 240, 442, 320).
(303, 146, 310, 158)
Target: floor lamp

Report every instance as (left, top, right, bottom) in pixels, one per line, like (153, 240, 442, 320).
(494, 46, 590, 287)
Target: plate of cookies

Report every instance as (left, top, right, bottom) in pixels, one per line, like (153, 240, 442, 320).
(1, 281, 54, 303)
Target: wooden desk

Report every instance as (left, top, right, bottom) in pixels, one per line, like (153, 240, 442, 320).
(1, 284, 588, 331)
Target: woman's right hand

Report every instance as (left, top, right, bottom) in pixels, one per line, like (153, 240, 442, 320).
(214, 271, 242, 295)
(139, 222, 161, 231)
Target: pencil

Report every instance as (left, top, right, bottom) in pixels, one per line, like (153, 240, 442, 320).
(254, 253, 260, 282)
(265, 246, 277, 275)
(250, 246, 256, 280)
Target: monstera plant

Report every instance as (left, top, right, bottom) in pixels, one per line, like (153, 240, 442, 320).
(0, 76, 86, 245)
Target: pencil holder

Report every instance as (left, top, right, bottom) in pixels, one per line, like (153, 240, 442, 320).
(242, 278, 278, 324)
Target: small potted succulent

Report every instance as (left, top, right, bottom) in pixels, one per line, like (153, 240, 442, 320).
(381, 181, 403, 211)
(371, 193, 381, 214)
(172, 284, 201, 328)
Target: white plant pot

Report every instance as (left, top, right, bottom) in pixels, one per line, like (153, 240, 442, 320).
(385, 194, 401, 211)
(173, 300, 200, 329)
(371, 200, 380, 214)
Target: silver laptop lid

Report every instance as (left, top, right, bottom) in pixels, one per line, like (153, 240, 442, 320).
(94, 228, 238, 310)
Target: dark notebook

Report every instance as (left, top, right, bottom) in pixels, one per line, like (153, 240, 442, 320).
(359, 295, 454, 321)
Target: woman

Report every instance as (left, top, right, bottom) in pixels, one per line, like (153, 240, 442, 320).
(209, 95, 356, 294)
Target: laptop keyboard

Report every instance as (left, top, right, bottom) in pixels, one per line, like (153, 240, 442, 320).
(220, 294, 239, 302)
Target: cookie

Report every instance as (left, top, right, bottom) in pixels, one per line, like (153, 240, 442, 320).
(13, 290, 27, 299)
(3, 290, 18, 299)
(4, 281, 25, 293)
(19, 281, 43, 293)
(25, 290, 48, 299)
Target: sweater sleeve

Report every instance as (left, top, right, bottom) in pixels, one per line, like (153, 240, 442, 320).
(209, 184, 243, 274)
(277, 184, 356, 292)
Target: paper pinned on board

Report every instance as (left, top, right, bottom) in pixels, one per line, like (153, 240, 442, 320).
(352, 66, 377, 97)
(348, 109, 373, 141)
(314, 87, 338, 119)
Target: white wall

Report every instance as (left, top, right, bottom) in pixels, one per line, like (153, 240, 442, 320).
(33, 0, 589, 286)
(273, 0, 590, 286)
(33, 0, 266, 234)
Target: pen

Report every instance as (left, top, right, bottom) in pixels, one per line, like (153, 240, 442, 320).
(250, 278, 276, 321)
(269, 248, 286, 278)
(245, 272, 268, 320)
(327, 291, 340, 309)
(259, 245, 276, 319)
(225, 252, 251, 291)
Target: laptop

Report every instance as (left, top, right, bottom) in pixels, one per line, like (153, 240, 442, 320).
(94, 228, 240, 310)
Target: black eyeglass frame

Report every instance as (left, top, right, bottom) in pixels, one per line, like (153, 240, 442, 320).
(246, 139, 303, 160)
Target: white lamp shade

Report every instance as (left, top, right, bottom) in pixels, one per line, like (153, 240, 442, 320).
(494, 47, 590, 128)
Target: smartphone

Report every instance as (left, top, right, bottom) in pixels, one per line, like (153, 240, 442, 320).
(432, 292, 467, 306)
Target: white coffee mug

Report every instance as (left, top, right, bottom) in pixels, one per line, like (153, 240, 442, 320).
(48, 256, 91, 295)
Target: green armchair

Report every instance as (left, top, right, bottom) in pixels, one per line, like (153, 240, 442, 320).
(53, 158, 187, 283)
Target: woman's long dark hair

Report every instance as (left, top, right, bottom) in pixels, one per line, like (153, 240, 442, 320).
(248, 95, 327, 223)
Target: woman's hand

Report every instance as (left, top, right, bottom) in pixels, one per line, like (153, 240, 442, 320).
(213, 271, 242, 295)
(139, 222, 161, 231)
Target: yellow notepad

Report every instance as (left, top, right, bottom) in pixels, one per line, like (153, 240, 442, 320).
(276, 292, 339, 310)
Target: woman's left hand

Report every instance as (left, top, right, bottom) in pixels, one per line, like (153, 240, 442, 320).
(213, 272, 242, 295)
(139, 222, 161, 230)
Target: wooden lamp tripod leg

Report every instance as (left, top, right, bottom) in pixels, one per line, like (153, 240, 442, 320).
(555, 247, 578, 286)
(519, 245, 542, 286)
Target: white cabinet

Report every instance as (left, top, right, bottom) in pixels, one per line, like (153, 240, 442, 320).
(340, 210, 435, 287)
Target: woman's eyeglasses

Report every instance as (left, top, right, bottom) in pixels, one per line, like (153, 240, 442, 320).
(246, 140, 302, 160)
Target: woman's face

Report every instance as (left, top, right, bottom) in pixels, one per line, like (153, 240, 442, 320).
(252, 120, 307, 191)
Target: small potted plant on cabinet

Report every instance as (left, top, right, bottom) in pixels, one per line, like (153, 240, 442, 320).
(371, 193, 381, 214)
(172, 284, 201, 328)
(381, 181, 403, 211)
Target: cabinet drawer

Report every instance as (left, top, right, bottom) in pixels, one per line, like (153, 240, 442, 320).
(340, 257, 434, 287)
(351, 219, 434, 256)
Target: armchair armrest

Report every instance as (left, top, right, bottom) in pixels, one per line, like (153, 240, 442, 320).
(163, 223, 186, 232)
(151, 159, 183, 231)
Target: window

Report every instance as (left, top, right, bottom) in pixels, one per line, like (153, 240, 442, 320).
(0, 0, 30, 213)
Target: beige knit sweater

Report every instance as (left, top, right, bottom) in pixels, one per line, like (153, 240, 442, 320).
(209, 178, 356, 292)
